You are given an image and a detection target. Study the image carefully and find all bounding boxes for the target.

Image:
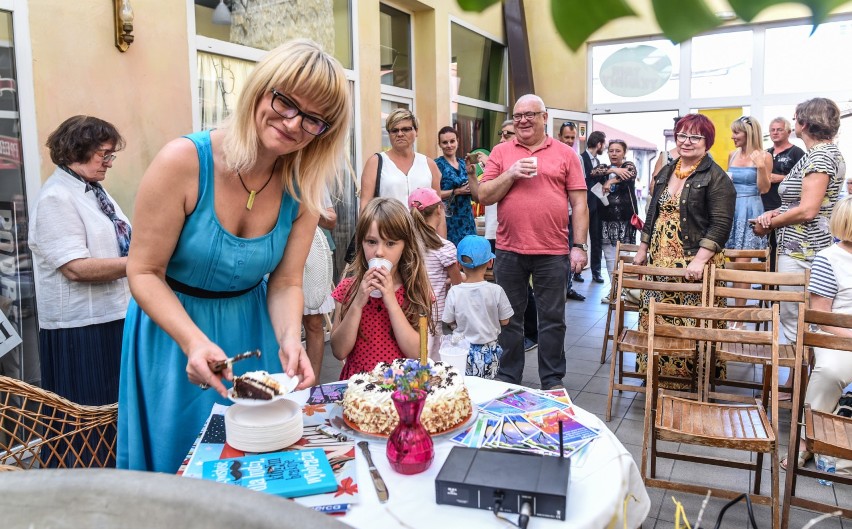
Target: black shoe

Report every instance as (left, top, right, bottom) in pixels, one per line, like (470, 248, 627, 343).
(566, 289, 586, 301)
(592, 274, 605, 284)
(573, 273, 584, 283)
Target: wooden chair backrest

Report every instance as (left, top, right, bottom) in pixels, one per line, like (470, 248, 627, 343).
(618, 262, 708, 301)
(800, 309, 852, 355)
(709, 266, 809, 305)
(647, 301, 780, 426)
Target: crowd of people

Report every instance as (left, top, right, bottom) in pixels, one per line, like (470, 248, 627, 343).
(25, 35, 851, 475)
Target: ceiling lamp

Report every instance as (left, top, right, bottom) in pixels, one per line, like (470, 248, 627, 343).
(212, 0, 232, 25)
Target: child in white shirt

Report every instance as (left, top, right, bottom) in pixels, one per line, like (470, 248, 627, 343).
(442, 235, 513, 379)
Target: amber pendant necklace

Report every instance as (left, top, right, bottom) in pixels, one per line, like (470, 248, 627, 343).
(673, 154, 706, 180)
(237, 158, 278, 210)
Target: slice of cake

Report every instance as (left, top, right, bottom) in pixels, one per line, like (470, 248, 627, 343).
(233, 371, 282, 400)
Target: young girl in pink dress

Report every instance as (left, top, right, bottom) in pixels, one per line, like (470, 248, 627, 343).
(408, 187, 464, 359)
(330, 198, 434, 379)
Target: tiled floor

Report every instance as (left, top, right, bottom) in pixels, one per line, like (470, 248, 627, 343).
(317, 271, 848, 528)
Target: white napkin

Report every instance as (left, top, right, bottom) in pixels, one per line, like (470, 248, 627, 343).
(591, 183, 609, 206)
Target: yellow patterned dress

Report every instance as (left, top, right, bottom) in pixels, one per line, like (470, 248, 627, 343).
(636, 187, 726, 388)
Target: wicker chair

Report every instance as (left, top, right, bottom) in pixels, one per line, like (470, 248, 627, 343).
(0, 376, 117, 469)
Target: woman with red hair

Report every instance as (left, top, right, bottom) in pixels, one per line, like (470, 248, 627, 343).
(633, 114, 736, 385)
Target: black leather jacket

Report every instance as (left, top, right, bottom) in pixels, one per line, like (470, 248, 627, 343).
(641, 155, 735, 256)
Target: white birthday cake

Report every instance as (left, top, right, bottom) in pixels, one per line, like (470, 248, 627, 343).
(342, 359, 472, 435)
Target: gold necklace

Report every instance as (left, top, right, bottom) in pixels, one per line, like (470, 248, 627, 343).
(237, 158, 278, 211)
(673, 154, 706, 180)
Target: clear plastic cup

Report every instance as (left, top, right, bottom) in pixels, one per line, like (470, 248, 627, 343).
(367, 257, 392, 298)
(439, 348, 468, 378)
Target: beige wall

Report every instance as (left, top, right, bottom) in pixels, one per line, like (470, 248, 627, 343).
(29, 1, 193, 219)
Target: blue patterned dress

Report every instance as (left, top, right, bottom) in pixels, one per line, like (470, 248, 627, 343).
(726, 166, 767, 250)
(435, 156, 476, 246)
(117, 131, 299, 473)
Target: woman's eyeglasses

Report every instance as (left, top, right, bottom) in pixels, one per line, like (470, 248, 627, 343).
(737, 116, 752, 125)
(389, 126, 415, 135)
(95, 150, 117, 163)
(498, 130, 515, 139)
(675, 133, 705, 144)
(269, 88, 331, 136)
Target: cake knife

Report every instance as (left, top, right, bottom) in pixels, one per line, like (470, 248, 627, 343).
(357, 441, 389, 503)
(209, 349, 261, 373)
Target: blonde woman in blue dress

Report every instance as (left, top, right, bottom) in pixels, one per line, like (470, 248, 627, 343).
(117, 40, 351, 473)
(726, 116, 772, 324)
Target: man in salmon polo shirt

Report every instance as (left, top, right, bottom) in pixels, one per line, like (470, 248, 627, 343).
(478, 94, 589, 389)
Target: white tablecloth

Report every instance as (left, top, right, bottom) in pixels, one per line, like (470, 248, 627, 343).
(287, 377, 650, 529)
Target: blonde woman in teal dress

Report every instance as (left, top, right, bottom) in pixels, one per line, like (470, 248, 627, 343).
(117, 40, 352, 473)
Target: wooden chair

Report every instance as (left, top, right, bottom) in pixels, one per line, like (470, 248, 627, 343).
(599, 242, 640, 364)
(0, 376, 117, 469)
(782, 309, 852, 527)
(605, 262, 707, 421)
(722, 248, 771, 272)
(705, 266, 809, 405)
(642, 301, 781, 529)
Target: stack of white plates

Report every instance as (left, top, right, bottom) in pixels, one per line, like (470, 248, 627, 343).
(224, 399, 303, 453)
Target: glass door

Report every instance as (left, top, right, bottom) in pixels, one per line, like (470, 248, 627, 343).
(0, 10, 37, 383)
(547, 109, 591, 153)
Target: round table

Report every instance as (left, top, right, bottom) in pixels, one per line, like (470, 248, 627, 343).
(287, 376, 651, 529)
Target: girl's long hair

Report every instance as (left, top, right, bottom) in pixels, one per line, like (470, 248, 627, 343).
(409, 203, 443, 251)
(340, 198, 435, 333)
(221, 39, 351, 217)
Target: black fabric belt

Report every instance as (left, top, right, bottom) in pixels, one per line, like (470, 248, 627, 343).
(166, 275, 261, 299)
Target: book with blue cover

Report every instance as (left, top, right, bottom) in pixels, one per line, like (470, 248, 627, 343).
(201, 447, 338, 498)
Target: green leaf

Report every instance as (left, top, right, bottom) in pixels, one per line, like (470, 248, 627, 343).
(651, 0, 722, 43)
(728, 0, 848, 24)
(551, 0, 637, 52)
(456, 0, 502, 11)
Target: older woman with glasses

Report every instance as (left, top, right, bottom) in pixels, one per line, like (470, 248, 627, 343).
(753, 97, 846, 343)
(117, 40, 351, 473)
(29, 115, 131, 410)
(359, 108, 440, 212)
(634, 114, 736, 387)
(435, 125, 476, 245)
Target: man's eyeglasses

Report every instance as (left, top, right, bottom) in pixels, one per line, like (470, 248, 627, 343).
(512, 111, 545, 122)
(562, 121, 576, 128)
(389, 126, 415, 135)
(675, 133, 705, 144)
(269, 88, 331, 136)
(498, 130, 515, 139)
(95, 150, 117, 163)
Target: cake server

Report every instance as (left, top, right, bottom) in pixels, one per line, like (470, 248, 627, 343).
(210, 349, 261, 373)
(357, 441, 389, 503)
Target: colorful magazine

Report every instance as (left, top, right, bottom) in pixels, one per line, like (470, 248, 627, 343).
(202, 448, 338, 498)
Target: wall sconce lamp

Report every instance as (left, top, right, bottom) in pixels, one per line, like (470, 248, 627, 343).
(114, 0, 135, 52)
(212, 0, 232, 25)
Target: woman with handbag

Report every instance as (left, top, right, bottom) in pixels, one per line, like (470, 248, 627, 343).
(589, 139, 640, 278)
(633, 114, 736, 387)
(357, 109, 441, 212)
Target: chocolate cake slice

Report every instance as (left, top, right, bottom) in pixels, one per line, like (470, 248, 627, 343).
(232, 371, 282, 400)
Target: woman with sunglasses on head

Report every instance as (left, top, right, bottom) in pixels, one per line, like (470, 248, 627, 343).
(589, 139, 639, 277)
(358, 109, 441, 213)
(117, 40, 351, 473)
(753, 97, 846, 343)
(435, 126, 476, 245)
(633, 114, 736, 387)
(725, 116, 773, 321)
(30, 116, 130, 413)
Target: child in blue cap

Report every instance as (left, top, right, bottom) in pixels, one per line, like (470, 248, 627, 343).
(442, 235, 514, 379)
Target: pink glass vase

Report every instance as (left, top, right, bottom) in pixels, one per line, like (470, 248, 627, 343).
(386, 389, 434, 474)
